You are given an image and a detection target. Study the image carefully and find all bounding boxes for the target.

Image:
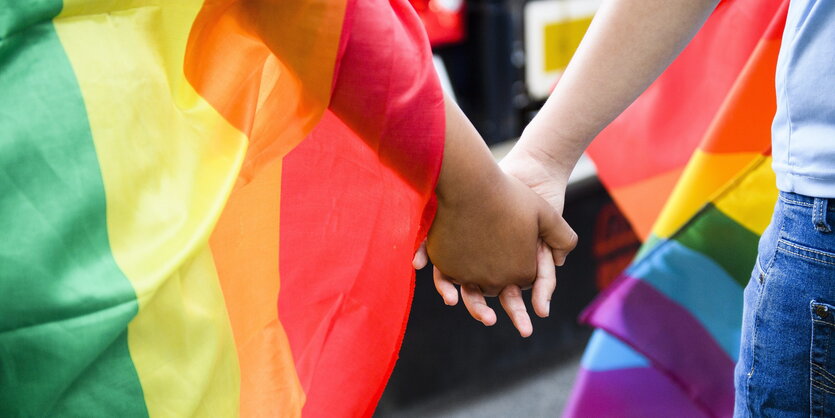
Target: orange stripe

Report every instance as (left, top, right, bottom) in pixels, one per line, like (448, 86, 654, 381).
(700, 39, 781, 154)
(209, 160, 304, 416)
(185, 1, 346, 179)
(184, 1, 348, 415)
(609, 168, 684, 241)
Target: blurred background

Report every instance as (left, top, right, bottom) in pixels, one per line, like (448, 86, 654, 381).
(375, 1, 640, 415)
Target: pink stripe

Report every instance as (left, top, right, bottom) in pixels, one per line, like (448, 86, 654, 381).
(582, 276, 735, 417)
(564, 367, 708, 418)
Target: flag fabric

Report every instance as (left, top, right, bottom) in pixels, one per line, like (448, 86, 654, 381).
(0, 1, 444, 417)
(587, 0, 785, 240)
(567, 0, 788, 415)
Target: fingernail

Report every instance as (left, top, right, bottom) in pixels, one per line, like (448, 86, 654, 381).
(545, 304, 550, 316)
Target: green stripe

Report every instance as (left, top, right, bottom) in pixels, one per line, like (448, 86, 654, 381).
(0, 4, 148, 417)
(672, 204, 759, 287)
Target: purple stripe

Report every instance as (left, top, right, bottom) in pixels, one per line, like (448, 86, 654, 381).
(564, 367, 708, 418)
(582, 276, 735, 417)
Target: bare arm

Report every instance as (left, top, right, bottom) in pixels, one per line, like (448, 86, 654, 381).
(508, 0, 720, 184)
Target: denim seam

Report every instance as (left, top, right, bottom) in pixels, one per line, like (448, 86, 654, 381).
(760, 219, 788, 277)
(813, 319, 835, 327)
(780, 196, 814, 207)
(811, 374, 835, 394)
(745, 203, 784, 416)
(778, 247, 835, 267)
(819, 199, 824, 223)
(811, 301, 834, 417)
(812, 380, 835, 396)
(812, 363, 835, 385)
(780, 240, 835, 260)
(809, 300, 835, 416)
(816, 198, 833, 232)
(811, 375, 835, 394)
(812, 363, 835, 387)
(812, 375, 835, 394)
(779, 195, 835, 211)
(746, 265, 773, 415)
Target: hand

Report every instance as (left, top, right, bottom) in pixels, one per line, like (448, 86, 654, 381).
(414, 241, 557, 337)
(413, 147, 576, 337)
(418, 91, 576, 337)
(418, 168, 575, 337)
(426, 172, 575, 297)
(499, 143, 570, 218)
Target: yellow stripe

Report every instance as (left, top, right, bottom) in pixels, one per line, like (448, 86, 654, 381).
(652, 150, 760, 238)
(54, 2, 246, 416)
(714, 156, 778, 236)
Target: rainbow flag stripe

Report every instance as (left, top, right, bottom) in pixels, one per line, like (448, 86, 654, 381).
(0, 1, 444, 416)
(588, 0, 785, 240)
(567, 0, 788, 415)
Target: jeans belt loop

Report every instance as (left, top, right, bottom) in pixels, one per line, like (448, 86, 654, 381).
(812, 197, 832, 233)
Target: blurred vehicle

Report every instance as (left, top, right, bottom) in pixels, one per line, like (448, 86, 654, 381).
(413, 0, 600, 144)
(411, 0, 467, 47)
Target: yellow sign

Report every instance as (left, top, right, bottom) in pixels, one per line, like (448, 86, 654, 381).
(543, 16, 594, 72)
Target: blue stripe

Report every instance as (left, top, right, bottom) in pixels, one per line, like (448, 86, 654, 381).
(581, 329, 650, 371)
(627, 239, 743, 359)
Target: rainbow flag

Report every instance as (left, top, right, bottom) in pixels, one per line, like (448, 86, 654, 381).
(0, 1, 443, 416)
(587, 0, 785, 241)
(566, 0, 788, 415)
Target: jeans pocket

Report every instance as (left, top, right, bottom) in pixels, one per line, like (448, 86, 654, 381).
(778, 238, 835, 268)
(810, 301, 835, 417)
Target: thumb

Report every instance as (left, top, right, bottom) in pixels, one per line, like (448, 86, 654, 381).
(537, 199, 577, 266)
(412, 240, 429, 270)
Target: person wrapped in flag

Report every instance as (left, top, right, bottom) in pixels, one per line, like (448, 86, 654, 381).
(495, 0, 835, 415)
(0, 0, 577, 417)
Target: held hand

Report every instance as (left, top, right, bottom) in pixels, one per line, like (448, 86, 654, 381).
(418, 90, 576, 337)
(418, 169, 575, 336)
(426, 173, 575, 297)
(499, 144, 570, 218)
(413, 241, 556, 337)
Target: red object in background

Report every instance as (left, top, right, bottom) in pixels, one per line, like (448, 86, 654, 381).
(410, 0, 466, 46)
(592, 203, 640, 291)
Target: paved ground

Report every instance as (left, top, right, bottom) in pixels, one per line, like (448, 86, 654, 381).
(378, 352, 582, 418)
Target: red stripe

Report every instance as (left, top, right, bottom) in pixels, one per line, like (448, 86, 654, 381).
(588, 0, 783, 189)
(278, 2, 443, 409)
(279, 111, 429, 417)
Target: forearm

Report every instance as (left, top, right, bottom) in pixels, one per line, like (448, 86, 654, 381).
(436, 93, 505, 207)
(516, 0, 719, 180)
(429, 92, 572, 294)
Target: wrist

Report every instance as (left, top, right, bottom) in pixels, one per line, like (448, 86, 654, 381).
(435, 151, 506, 210)
(502, 141, 572, 188)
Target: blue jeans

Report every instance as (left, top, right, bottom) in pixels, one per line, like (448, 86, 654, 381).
(735, 192, 835, 417)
